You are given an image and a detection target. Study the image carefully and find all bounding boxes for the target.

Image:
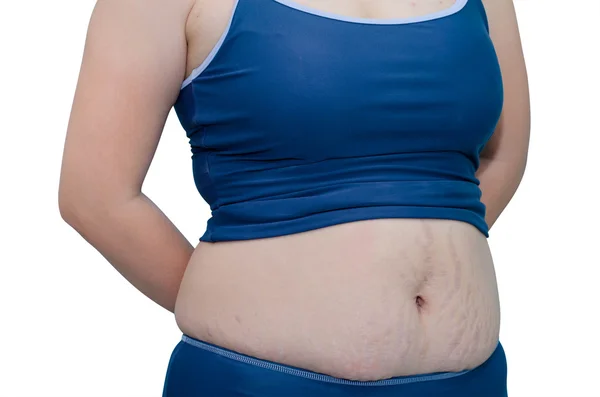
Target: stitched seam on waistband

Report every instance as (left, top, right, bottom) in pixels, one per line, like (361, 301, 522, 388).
(181, 335, 473, 386)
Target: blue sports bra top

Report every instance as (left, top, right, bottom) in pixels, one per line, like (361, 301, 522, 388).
(174, 0, 504, 242)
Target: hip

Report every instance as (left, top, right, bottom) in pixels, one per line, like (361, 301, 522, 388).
(162, 335, 508, 397)
(174, 218, 501, 380)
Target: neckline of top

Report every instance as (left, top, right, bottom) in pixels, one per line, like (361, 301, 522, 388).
(270, 0, 469, 25)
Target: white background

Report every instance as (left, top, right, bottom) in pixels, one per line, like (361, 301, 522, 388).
(1, 0, 599, 396)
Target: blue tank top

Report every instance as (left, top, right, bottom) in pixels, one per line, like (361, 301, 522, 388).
(174, 0, 504, 242)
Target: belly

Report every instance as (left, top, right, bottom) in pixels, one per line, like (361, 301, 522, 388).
(174, 218, 501, 381)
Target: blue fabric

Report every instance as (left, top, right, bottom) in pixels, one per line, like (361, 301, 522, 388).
(162, 334, 508, 396)
(174, 0, 504, 242)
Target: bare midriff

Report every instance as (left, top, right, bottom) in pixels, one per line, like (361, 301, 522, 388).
(175, 0, 500, 382)
(174, 218, 501, 381)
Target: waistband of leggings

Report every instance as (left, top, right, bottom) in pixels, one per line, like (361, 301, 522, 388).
(180, 334, 488, 387)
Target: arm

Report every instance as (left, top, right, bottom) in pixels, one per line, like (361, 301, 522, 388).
(58, 0, 195, 313)
(477, 0, 531, 231)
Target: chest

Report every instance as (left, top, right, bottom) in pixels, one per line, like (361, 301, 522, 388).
(185, 0, 459, 79)
(177, 0, 502, 162)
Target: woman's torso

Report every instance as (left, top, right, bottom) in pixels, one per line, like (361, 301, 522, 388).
(174, 0, 501, 381)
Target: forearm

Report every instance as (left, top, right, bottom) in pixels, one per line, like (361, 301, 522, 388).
(476, 156, 527, 231)
(61, 193, 194, 313)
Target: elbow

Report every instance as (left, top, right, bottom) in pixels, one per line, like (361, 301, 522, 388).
(59, 201, 80, 228)
(58, 160, 139, 229)
(58, 179, 138, 230)
(58, 186, 89, 229)
(58, 180, 74, 224)
(58, 181, 107, 230)
(482, 146, 529, 179)
(512, 149, 529, 185)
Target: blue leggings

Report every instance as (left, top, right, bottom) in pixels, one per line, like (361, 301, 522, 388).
(163, 334, 508, 396)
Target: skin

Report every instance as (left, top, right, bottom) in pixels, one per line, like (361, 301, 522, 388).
(59, 0, 529, 381)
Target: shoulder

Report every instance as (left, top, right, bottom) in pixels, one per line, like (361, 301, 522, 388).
(91, 0, 196, 27)
(477, 0, 526, 79)
(479, 0, 519, 36)
(477, 0, 527, 80)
